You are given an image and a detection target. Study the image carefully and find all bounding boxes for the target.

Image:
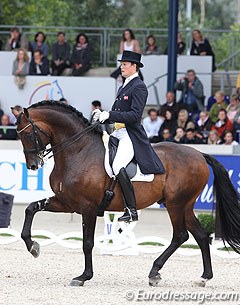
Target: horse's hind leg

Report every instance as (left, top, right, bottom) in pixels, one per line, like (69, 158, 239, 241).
(148, 205, 189, 286)
(185, 209, 213, 286)
(70, 208, 97, 287)
(21, 196, 71, 258)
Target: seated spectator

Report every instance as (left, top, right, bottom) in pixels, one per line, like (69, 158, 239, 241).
(207, 130, 221, 144)
(29, 50, 49, 76)
(10, 105, 23, 124)
(182, 128, 204, 144)
(211, 109, 233, 139)
(226, 94, 240, 123)
(222, 130, 238, 145)
(158, 91, 181, 120)
(110, 29, 143, 81)
(143, 35, 160, 55)
(173, 127, 185, 143)
(206, 94, 229, 111)
(158, 110, 177, 138)
(164, 32, 186, 55)
(12, 48, 29, 89)
(30, 31, 48, 57)
(71, 33, 91, 76)
(177, 109, 195, 131)
(5, 27, 29, 51)
(0, 114, 17, 140)
(196, 111, 212, 140)
(174, 69, 204, 121)
(51, 32, 71, 76)
(209, 91, 227, 123)
(233, 108, 240, 142)
(190, 29, 216, 72)
(159, 128, 173, 142)
(143, 108, 163, 143)
(236, 86, 240, 99)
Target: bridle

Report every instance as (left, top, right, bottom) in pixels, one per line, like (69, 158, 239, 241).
(17, 114, 100, 163)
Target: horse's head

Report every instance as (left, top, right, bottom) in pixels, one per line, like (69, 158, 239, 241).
(13, 107, 51, 170)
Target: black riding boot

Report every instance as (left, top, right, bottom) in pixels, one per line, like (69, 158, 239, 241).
(117, 167, 138, 222)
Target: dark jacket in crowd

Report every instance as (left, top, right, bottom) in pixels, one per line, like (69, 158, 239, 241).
(29, 57, 50, 75)
(158, 101, 182, 121)
(71, 43, 91, 67)
(190, 38, 216, 72)
(174, 77, 204, 112)
(0, 125, 17, 140)
(52, 42, 70, 63)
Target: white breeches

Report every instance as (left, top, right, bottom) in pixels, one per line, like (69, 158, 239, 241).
(108, 128, 134, 176)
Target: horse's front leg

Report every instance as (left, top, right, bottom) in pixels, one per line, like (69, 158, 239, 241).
(70, 208, 97, 287)
(21, 196, 71, 258)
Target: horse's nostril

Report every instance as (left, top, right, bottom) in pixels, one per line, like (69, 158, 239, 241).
(30, 165, 37, 170)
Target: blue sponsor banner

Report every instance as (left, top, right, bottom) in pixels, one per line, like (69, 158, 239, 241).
(195, 155, 240, 210)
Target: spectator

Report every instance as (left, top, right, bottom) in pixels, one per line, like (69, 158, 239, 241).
(158, 110, 177, 139)
(174, 69, 204, 121)
(173, 127, 185, 143)
(190, 29, 216, 72)
(51, 32, 71, 76)
(209, 91, 227, 123)
(222, 130, 238, 145)
(119, 29, 141, 54)
(12, 48, 29, 89)
(233, 108, 240, 142)
(10, 105, 23, 124)
(196, 111, 212, 140)
(143, 108, 163, 143)
(111, 29, 143, 81)
(30, 31, 48, 57)
(159, 128, 173, 142)
(71, 33, 91, 76)
(0, 114, 17, 140)
(164, 32, 186, 55)
(59, 97, 68, 104)
(207, 130, 221, 144)
(29, 50, 49, 76)
(5, 27, 29, 51)
(211, 109, 233, 139)
(236, 86, 240, 99)
(177, 109, 195, 131)
(158, 91, 181, 121)
(182, 128, 204, 144)
(91, 100, 102, 112)
(143, 35, 160, 55)
(226, 94, 240, 123)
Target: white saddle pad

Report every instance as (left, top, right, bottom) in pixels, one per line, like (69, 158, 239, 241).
(102, 132, 154, 182)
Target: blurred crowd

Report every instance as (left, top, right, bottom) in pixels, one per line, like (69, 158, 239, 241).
(0, 27, 237, 145)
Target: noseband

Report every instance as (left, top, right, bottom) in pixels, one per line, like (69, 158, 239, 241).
(17, 113, 100, 162)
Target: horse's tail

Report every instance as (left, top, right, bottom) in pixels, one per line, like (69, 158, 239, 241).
(203, 153, 240, 254)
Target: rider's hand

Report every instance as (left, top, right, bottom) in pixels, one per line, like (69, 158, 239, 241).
(91, 109, 101, 122)
(99, 111, 110, 123)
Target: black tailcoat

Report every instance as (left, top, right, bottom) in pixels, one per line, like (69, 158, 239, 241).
(109, 76, 165, 174)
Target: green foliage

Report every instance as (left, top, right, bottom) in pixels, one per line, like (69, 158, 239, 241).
(198, 213, 215, 235)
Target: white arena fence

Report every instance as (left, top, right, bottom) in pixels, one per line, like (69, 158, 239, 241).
(0, 212, 239, 259)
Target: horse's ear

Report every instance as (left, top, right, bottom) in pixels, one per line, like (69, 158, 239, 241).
(23, 108, 29, 118)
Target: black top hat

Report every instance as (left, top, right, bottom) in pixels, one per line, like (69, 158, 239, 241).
(118, 51, 144, 68)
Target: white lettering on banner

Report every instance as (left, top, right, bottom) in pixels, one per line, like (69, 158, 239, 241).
(0, 149, 54, 203)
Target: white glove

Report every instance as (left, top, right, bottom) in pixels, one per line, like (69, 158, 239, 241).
(91, 109, 101, 122)
(99, 111, 110, 123)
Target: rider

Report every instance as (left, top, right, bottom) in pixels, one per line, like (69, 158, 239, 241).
(99, 50, 164, 222)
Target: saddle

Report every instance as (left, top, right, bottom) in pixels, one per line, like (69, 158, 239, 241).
(108, 135, 137, 179)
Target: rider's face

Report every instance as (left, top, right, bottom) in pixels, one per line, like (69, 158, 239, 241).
(120, 61, 137, 78)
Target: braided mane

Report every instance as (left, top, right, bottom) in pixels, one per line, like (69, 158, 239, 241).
(28, 100, 90, 124)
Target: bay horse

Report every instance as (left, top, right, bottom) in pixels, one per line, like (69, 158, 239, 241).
(13, 101, 240, 287)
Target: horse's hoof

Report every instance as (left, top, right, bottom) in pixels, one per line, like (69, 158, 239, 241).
(30, 241, 40, 258)
(194, 277, 208, 287)
(69, 279, 84, 287)
(149, 274, 161, 287)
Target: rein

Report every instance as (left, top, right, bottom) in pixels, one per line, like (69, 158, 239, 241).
(17, 114, 100, 160)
